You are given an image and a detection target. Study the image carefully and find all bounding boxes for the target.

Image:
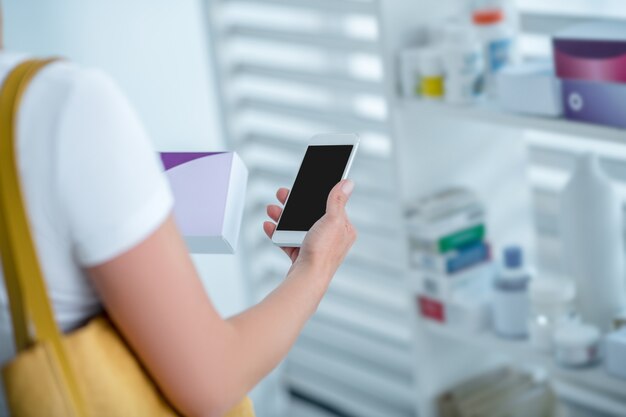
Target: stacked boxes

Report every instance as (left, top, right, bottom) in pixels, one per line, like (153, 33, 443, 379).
(553, 22, 626, 128)
(407, 188, 493, 330)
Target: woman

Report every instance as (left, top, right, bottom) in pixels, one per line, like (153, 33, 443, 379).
(0, 16, 357, 417)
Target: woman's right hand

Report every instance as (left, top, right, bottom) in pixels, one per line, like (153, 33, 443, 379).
(263, 179, 357, 281)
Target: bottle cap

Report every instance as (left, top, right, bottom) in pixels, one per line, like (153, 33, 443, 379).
(472, 9, 504, 25)
(504, 245, 522, 268)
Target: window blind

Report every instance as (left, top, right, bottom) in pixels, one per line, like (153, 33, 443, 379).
(204, 1, 416, 416)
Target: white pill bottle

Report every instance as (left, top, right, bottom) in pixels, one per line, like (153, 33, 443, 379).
(441, 24, 485, 104)
(472, 8, 517, 93)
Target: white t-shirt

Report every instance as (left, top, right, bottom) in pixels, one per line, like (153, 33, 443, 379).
(0, 53, 174, 415)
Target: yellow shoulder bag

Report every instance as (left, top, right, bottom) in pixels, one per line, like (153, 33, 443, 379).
(0, 58, 254, 417)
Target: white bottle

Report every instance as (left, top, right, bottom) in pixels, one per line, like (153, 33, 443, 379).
(418, 47, 444, 101)
(560, 153, 626, 331)
(441, 25, 485, 104)
(400, 48, 423, 98)
(472, 8, 517, 94)
(493, 246, 530, 338)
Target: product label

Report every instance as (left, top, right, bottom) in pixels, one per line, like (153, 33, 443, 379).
(488, 38, 512, 72)
(472, 73, 486, 96)
(438, 224, 485, 253)
(418, 295, 445, 323)
(416, 241, 490, 274)
(462, 51, 483, 75)
(421, 76, 444, 98)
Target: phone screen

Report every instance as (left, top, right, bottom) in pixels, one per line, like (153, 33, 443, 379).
(277, 145, 354, 231)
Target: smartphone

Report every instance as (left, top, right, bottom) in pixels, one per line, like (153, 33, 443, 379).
(272, 133, 359, 247)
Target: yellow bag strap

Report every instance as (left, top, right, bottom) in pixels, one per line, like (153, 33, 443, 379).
(0, 58, 88, 417)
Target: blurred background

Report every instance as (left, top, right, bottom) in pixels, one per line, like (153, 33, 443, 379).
(7, 0, 626, 416)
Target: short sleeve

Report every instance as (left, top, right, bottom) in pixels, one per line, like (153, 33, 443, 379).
(57, 69, 174, 266)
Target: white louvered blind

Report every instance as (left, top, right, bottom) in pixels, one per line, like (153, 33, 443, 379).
(204, 1, 415, 416)
(516, 0, 626, 277)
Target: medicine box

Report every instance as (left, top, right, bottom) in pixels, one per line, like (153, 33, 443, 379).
(161, 152, 248, 254)
(412, 241, 491, 274)
(406, 189, 486, 255)
(561, 79, 626, 129)
(553, 22, 626, 128)
(495, 61, 562, 117)
(553, 22, 626, 84)
(412, 261, 494, 299)
(416, 277, 490, 332)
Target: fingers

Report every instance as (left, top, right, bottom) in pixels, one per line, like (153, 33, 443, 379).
(265, 188, 287, 238)
(326, 179, 354, 216)
(263, 221, 276, 239)
(263, 221, 298, 260)
(267, 204, 282, 222)
(276, 188, 289, 205)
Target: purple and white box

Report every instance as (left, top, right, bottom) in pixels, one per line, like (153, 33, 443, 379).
(161, 152, 248, 254)
(553, 22, 626, 128)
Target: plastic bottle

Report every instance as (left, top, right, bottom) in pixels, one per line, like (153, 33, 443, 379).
(400, 48, 423, 98)
(560, 153, 626, 331)
(472, 8, 516, 94)
(441, 25, 485, 104)
(418, 48, 444, 101)
(492, 246, 530, 338)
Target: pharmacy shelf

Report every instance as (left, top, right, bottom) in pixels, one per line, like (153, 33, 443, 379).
(405, 99, 626, 145)
(424, 321, 626, 415)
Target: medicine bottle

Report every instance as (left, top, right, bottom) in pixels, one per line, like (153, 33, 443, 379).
(472, 8, 516, 94)
(442, 25, 485, 104)
(492, 246, 530, 338)
(418, 48, 444, 100)
(400, 48, 423, 98)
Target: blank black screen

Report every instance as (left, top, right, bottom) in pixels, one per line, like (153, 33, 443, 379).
(277, 145, 353, 231)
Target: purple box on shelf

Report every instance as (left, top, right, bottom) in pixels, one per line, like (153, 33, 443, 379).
(553, 22, 626, 84)
(561, 79, 626, 129)
(553, 22, 626, 128)
(161, 152, 248, 254)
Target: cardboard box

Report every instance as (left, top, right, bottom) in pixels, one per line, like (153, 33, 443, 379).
(416, 281, 490, 331)
(495, 61, 562, 117)
(412, 241, 491, 274)
(553, 22, 626, 84)
(161, 152, 248, 254)
(561, 78, 626, 128)
(412, 260, 494, 299)
(552, 22, 626, 128)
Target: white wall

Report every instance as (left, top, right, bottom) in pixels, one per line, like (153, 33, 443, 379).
(4, 0, 248, 317)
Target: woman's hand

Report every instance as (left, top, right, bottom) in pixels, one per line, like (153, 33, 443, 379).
(263, 180, 357, 279)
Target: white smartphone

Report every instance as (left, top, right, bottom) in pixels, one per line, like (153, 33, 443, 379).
(272, 133, 360, 247)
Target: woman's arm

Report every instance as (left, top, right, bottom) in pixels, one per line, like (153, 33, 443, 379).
(87, 180, 356, 417)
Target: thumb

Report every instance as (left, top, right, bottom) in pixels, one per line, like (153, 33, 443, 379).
(326, 179, 354, 216)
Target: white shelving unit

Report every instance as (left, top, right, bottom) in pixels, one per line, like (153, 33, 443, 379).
(205, 1, 415, 416)
(425, 323, 626, 414)
(406, 100, 626, 145)
(376, 1, 626, 417)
